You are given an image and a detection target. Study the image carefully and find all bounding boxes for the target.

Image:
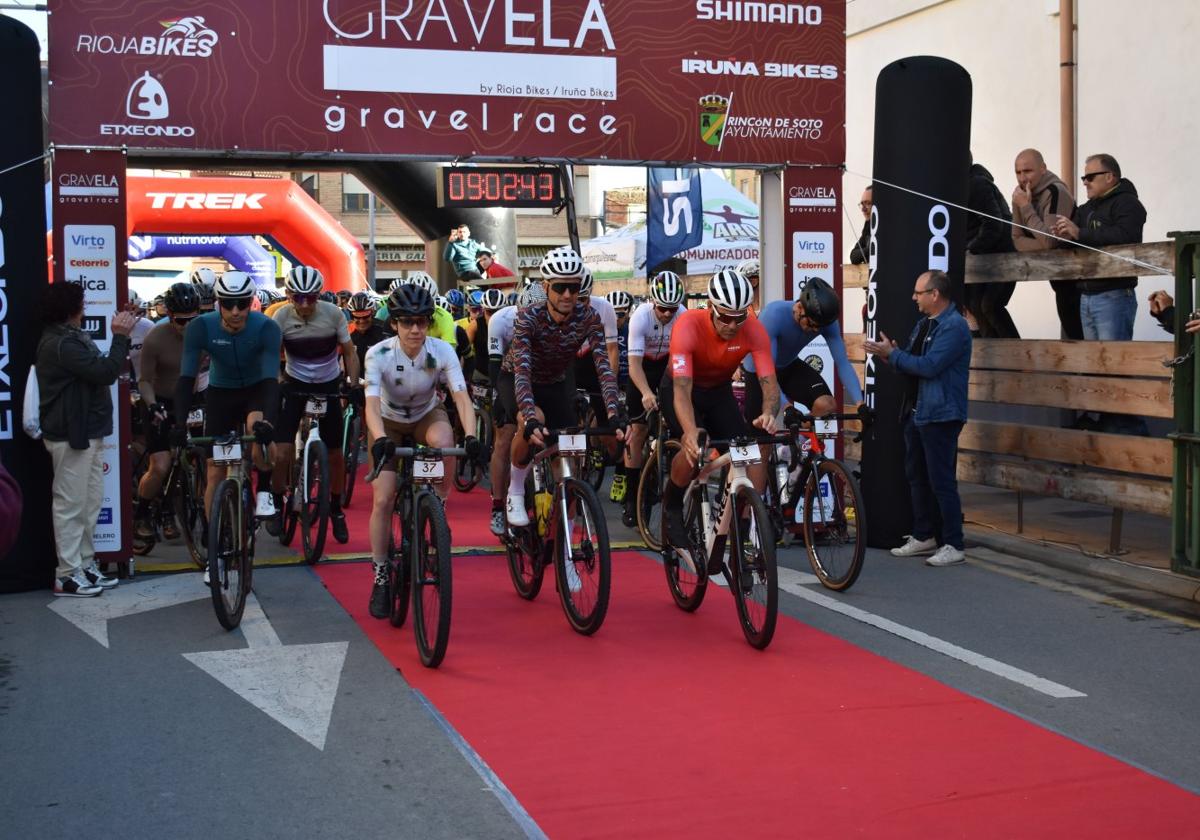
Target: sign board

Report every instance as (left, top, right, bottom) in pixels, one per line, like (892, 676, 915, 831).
(48, 1, 844, 166)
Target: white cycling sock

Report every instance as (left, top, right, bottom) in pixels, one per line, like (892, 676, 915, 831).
(509, 464, 530, 496)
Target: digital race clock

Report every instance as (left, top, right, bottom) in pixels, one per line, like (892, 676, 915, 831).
(438, 166, 563, 209)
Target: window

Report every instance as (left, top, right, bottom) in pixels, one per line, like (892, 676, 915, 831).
(297, 172, 319, 201)
(342, 174, 372, 213)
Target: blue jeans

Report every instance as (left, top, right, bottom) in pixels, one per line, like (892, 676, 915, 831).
(903, 417, 965, 550)
(1080, 288, 1136, 340)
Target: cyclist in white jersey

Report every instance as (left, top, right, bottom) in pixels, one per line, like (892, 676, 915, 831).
(364, 284, 480, 618)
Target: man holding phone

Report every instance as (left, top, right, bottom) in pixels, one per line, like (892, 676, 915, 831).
(443, 223, 482, 279)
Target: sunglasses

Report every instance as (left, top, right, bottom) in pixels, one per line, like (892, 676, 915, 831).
(548, 282, 582, 295)
(712, 308, 749, 325)
(393, 316, 430, 330)
(172, 315, 197, 325)
(291, 293, 318, 305)
(655, 305, 679, 316)
(218, 297, 253, 311)
(351, 312, 375, 320)
(1081, 171, 1111, 184)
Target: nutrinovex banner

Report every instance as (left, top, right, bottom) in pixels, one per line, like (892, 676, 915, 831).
(47, 0, 844, 166)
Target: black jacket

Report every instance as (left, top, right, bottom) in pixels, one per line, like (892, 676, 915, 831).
(1071, 178, 1147, 294)
(966, 164, 1016, 255)
(36, 323, 130, 449)
(849, 218, 870, 265)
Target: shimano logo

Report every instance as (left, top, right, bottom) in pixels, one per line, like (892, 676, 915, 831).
(145, 192, 268, 210)
(695, 1, 822, 25)
(681, 59, 837, 79)
(76, 16, 219, 58)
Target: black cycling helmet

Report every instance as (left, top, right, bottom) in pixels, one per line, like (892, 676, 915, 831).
(348, 291, 376, 314)
(319, 290, 337, 304)
(798, 277, 840, 328)
(196, 281, 216, 308)
(163, 282, 200, 314)
(387, 284, 435, 319)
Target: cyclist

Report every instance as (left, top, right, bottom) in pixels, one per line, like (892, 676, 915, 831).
(660, 270, 779, 548)
(190, 267, 216, 288)
(195, 281, 216, 314)
(151, 294, 169, 321)
(364, 284, 479, 618)
(605, 289, 633, 387)
(743, 277, 864, 421)
(348, 291, 389, 374)
(376, 273, 457, 344)
(445, 287, 466, 320)
(268, 266, 360, 544)
(172, 270, 282, 521)
(133, 282, 201, 548)
(736, 257, 762, 312)
(128, 290, 155, 383)
(500, 248, 626, 528)
(614, 270, 685, 525)
(474, 287, 516, 533)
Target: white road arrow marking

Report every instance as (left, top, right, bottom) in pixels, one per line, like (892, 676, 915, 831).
(47, 573, 210, 647)
(183, 594, 349, 750)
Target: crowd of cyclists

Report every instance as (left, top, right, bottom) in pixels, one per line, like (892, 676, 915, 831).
(124, 244, 862, 624)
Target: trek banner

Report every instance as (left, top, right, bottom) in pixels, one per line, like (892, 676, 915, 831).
(646, 168, 703, 274)
(47, 0, 845, 166)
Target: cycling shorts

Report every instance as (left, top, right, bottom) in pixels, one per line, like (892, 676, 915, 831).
(626, 357, 668, 423)
(274, 376, 343, 447)
(658, 370, 751, 442)
(496, 372, 575, 432)
(205, 381, 277, 439)
(377, 406, 451, 472)
(743, 357, 832, 420)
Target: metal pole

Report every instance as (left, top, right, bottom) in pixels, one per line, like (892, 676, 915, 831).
(559, 163, 580, 255)
(367, 191, 377, 291)
(1059, 0, 1075, 181)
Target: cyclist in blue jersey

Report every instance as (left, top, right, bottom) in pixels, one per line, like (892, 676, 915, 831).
(743, 278, 865, 420)
(172, 271, 283, 520)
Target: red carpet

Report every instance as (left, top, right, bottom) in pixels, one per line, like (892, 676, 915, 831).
(317, 553, 1200, 838)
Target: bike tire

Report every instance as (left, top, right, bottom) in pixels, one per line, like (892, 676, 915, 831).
(636, 439, 681, 552)
(452, 443, 481, 492)
(665, 482, 709, 611)
(341, 415, 362, 508)
(207, 478, 249, 631)
(280, 460, 298, 546)
(301, 440, 331, 564)
(388, 498, 412, 628)
(553, 477, 611, 635)
(176, 450, 208, 568)
(728, 484, 778, 650)
(411, 493, 453, 667)
(802, 459, 866, 592)
(505, 490, 545, 600)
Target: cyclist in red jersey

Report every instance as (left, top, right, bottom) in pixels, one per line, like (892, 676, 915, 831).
(659, 269, 780, 547)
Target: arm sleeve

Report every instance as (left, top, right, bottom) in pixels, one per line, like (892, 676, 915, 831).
(364, 342, 384, 398)
(627, 308, 646, 357)
(138, 335, 158, 401)
(173, 376, 197, 426)
(891, 320, 970, 378)
(822, 322, 864, 404)
(600, 302, 618, 343)
(441, 343, 467, 392)
(180, 318, 203, 378)
(57, 333, 131, 386)
(509, 312, 537, 423)
(257, 318, 283, 383)
(668, 318, 694, 379)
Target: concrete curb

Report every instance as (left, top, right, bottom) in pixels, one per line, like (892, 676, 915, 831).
(965, 526, 1200, 604)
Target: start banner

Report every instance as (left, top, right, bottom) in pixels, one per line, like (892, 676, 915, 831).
(47, 0, 845, 166)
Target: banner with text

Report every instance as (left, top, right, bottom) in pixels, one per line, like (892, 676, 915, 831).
(51, 148, 131, 563)
(647, 168, 703, 273)
(47, 1, 844, 166)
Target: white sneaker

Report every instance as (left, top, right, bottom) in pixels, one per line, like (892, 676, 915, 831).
(890, 535, 938, 557)
(82, 564, 119, 589)
(254, 491, 276, 518)
(53, 573, 102, 598)
(926, 545, 965, 567)
(506, 493, 529, 528)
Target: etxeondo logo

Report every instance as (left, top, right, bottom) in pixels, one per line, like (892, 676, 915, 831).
(76, 15, 219, 58)
(101, 74, 195, 138)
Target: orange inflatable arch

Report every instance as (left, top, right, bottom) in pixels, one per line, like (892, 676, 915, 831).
(126, 176, 366, 291)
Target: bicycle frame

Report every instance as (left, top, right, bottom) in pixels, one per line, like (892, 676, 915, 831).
(691, 441, 758, 567)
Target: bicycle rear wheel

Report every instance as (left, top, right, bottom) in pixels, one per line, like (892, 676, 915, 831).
(207, 478, 249, 630)
(411, 493, 453, 667)
(728, 485, 778, 650)
(174, 453, 208, 569)
(280, 460, 299, 546)
(300, 440, 330, 564)
(505, 492, 545, 601)
(387, 498, 412, 628)
(637, 439, 681, 552)
(341, 414, 362, 508)
(553, 477, 611, 635)
(665, 483, 709, 611)
(802, 459, 866, 591)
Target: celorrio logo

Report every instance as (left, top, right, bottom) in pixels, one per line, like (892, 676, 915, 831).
(681, 59, 838, 80)
(695, 1, 823, 25)
(145, 192, 268, 210)
(76, 15, 219, 57)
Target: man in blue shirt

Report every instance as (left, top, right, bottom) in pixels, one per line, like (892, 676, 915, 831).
(864, 269, 972, 568)
(743, 278, 863, 419)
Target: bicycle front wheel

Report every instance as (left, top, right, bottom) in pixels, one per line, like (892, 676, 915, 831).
(207, 478, 249, 630)
(802, 459, 866, 591)
(637, 439, 681, 552)
(388, 497, 412, 628)
(728, 485, 778, 650)
(301, 440, 330, 564)
(553, 477, 611, 635)
(411, 493, 453, 667)
(665, 482, 709, 611)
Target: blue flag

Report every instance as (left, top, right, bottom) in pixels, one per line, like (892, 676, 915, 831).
(646, 168, 703, 274)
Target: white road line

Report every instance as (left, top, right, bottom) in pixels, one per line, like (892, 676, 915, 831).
(776, 567, 1087, 699)
(240, 593, 282, 648)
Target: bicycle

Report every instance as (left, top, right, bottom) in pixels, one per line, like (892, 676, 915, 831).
(131, 407, 208, 562)
(663, 431, 779, 650)
(501, 426, 614, 635)
(635, 408, 682, 552)
(452, 381, 493, 493)
(278, 391, 331, 564)
(365, 440, 466, 668)
(191, 429, 262, 630)
(762, 411, 867, 592)
(340, 400, 364, 508)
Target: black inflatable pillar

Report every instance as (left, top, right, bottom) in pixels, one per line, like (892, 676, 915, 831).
(861, 56, 972, 549)
(0, 16, 54, 591)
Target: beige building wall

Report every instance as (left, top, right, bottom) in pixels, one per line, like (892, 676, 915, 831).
(843, 0, 1197, 340)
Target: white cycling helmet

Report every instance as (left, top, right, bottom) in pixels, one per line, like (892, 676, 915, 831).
(649, 270, 685, 307)
(578, 265, 595, 298)
(214, 270, 255, 299)
(480, 288, 508, 311)
(605, 290, 633, 311)
(735, 258, 761, 281)
(434, 294, 449, 311)
(518, 283, 547, 308)
(708, 269, 754, 312)
(540, 246, 585, 280)
(405, 271, 439, 298)
(286, 265, 324, 295)
(189, 267, 216, 286)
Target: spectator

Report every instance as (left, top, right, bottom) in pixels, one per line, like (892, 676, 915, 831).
(1148, 291, 1200, 335)
(849, 185, 872, 265)
(1053, 153, 1148, 434)
(965, 156, 1019, 338)
(37, 282, 137, 596)
(863, 270, 972, 567)
(476, 247, 515, 280)
(443, 224, 482, 279)
(0, 453, 22, 562)
(1011, 148, 1080, 339)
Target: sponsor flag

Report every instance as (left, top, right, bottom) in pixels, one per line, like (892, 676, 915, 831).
(646, 168, 702, 274)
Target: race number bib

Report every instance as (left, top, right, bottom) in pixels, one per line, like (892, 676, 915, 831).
(729, 444, 760, 466)
(471, 384, 489, 400)
(213, 441, 242, 464)
(305, 398, 327, 417)
(558, 434, 587, 454)
(414, 458, 445, 483)
(187, 408, 204, 427)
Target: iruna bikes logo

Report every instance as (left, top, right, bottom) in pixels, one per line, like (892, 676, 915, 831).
(76, 15, 219, 58)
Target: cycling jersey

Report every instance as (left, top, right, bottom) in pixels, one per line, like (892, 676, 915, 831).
(350, 321, 390, 378)
(487, 306, 518, 359)
(138, 321, 185, 400)
(575, 296, 619, 358)
(274, 300, 351, 383)
(365, 336, 466, 423)
(627, 301, 680, 360)
(469, 314, 489, 372)
(374, 302, 458, 345)
(744, 299, 863, 403)
(265, 299, 289, 318)
(503, 302, 619, 424)
(669, 308, 774, 388)
(128, 316, 154, 382)
(180, 311, 282, 388)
